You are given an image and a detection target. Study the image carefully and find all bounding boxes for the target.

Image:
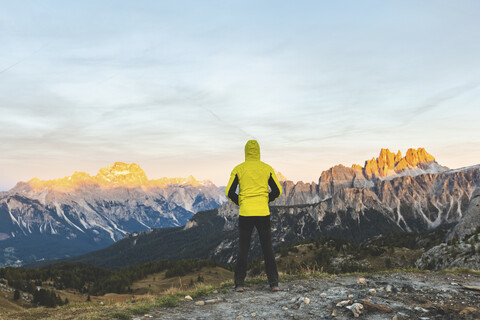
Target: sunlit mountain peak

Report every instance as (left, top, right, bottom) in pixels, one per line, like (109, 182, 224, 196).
(26, 162, 210, 192)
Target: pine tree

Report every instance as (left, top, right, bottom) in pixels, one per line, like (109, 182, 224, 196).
(13, 289, 20, 300)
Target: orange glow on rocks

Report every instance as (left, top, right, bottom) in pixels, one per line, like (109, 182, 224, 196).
(28, 162, 210, 192)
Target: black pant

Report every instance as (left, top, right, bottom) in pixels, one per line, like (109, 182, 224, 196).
(234, 215, 278, 288)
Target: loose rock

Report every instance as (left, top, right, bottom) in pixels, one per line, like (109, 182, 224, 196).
(205, 298, 221, 304)
(368, 288, 377, 295)
(357, 277, 367, 284)
(195, 301, 205, 306)
(347, 302, 364, 318)
(336, 299, 352, 307)
(414, 306, 429, 313)
(184, 295, 193, 301)
(361, 300, 393, 313)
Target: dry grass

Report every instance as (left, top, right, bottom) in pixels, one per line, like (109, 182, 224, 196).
(130, 266, 232, 295)
(1, 266, 233, 320)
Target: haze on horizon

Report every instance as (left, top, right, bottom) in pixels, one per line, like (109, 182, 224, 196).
(1, 0, 480, 191)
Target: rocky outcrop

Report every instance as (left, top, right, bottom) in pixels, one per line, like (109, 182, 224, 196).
(145, 273, 480, 320)
(274, 149, 478, 234)
(447, 188, 480, 241)
(415, 188, 480, 271)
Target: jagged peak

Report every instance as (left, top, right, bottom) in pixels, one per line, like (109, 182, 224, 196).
(363, 147, 438, 179)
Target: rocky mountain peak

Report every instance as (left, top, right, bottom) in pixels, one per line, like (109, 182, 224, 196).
(96, 162, 148, 187)
(22, 163, 212, 192)
(363, 147, 438, 179)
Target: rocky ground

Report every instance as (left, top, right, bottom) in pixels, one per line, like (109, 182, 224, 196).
(133, 272, 480, 320)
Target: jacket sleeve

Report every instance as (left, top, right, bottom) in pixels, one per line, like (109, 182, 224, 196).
(225, 169, 239, 206)
(268, 169, 283, 203)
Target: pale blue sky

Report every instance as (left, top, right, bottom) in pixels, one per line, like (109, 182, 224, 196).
(1, 0, 480, 190)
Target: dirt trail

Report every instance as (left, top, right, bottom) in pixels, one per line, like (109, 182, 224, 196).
(134, 272, 480, 320)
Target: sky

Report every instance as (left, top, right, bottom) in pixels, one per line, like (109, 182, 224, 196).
(1, 0, 480, 190)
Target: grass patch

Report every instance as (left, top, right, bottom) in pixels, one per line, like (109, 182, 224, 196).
(129, 304, 153, 314)
(440, 267, 480, 275)
(109, 311, 132, 320)
(188, 285, 214, 299)
(156, 294, 179, 307)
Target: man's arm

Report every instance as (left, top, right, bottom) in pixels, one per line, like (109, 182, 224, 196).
(268, 171, 282, 203)
(225, 171, 239, 206)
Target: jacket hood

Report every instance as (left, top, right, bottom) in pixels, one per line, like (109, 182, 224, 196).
(245, 140, 260, 161)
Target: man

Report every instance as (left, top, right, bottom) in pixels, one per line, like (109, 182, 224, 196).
(225, 140, 283, 292)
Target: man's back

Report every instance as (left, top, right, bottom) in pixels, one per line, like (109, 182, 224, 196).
(225, 140, 282, 216)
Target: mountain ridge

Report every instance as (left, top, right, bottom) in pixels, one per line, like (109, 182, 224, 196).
(56, 151, 480, 269)
(2, 148, 478, 268)
(19, 162, 214, 193)
(0, 163, 226, 266)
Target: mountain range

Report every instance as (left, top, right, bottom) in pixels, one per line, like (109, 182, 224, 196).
(56, 148, 480, 269)
(0, 162, 226, 266)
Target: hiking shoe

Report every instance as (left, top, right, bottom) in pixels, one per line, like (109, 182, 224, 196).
(271, 286, 280, 292)
(235, 286, 245, 292)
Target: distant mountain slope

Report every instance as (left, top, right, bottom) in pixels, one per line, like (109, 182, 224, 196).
(0, 162, 226, 266)
(61, 150, 480, 269)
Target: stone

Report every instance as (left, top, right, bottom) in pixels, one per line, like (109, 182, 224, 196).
(460, 307, 477, 315)
(304, 297, 310, 304)
(414, 306, 429, 313)
(386, 285, 392, 293)
(336, 299, 352, 307)
(463, 285, 480, 291)
(331, 309, 338, 317)
(357, 277, 367, 284)
(195, 301, 205, 306)
(213, 290, 219, 294)
(251, 312, 256, 317)
(369, 288, 377, 295)
(281, 306, 288, 310)
(320, 292, 328, 298)
(205, 298, 221, 304)
(347, 303, 364, 318)
(392, 316, 398, 320)
(184, 295, 193, 301)
(362, 300, 393, 313)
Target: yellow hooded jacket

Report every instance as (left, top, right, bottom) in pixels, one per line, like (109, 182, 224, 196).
(225, 140, 283, 216)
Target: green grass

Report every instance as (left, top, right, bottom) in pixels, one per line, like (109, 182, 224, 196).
(109, 311, 131, 320)
(187, 285, 214, 299)
(439, 267, 480, 275)
(129, 304, 153, 314)
(156, 294, 179, 307)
